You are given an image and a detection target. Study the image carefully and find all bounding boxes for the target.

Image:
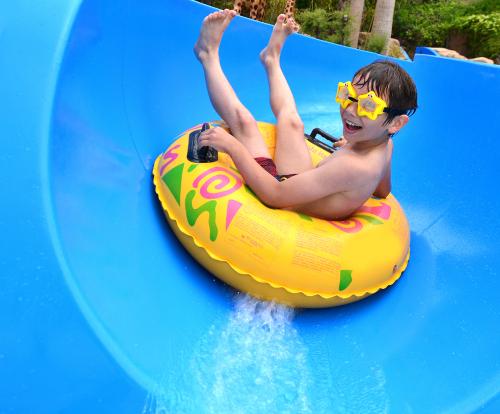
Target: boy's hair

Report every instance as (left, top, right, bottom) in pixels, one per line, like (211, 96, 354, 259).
(353, 60, 418, 125)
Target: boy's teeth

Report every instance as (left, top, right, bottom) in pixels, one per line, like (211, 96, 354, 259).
(346, 120, 361, 128)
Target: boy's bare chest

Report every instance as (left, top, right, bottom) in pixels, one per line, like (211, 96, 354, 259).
(316, 149, 345, 167)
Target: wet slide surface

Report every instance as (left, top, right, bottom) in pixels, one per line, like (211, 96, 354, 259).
(1, 0, 499, 412)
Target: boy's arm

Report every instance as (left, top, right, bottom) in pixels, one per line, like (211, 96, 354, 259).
(373, 163, 391, 198)
(199, 127, 367, 208)
(228, 140, 364, 208)
(373, 139, 393, 198)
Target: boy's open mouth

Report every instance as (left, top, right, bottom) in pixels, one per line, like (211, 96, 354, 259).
(344, 119, 362, 132)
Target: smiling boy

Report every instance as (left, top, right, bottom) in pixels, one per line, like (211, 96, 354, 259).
(195, 10, 417, 220)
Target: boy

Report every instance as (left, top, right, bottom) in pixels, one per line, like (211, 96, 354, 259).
(195, 10, 417, 220)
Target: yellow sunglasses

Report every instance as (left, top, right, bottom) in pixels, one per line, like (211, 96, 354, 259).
(336, 81, 391, 121)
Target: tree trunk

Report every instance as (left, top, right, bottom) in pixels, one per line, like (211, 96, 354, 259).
(348, 0, 364, 48)
(371, 0, 395, 41)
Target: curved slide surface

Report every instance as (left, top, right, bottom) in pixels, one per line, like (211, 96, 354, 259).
(1, 0, 499, 413)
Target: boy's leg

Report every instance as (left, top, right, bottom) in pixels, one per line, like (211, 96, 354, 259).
(194, 10, 271, 159)
(260, 15, 313, 175)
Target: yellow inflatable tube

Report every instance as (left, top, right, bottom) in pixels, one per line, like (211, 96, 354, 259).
(153, 121, 410, 308)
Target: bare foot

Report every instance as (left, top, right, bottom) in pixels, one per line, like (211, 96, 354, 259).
(260, 14, 299, 67)
(194, 9, 237, 62)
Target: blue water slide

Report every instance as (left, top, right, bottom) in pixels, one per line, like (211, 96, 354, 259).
(415, 46, 440, 57)
(1, 0, 499, 412)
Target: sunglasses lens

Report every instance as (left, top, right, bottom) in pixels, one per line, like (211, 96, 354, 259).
(338, 86, 350, 101)
(359, 96, 377, 113)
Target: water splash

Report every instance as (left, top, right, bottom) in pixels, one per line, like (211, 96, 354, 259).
(143, 295, 390, 414)
(193, 294, 312, 414)
(143, 294, 312, 414)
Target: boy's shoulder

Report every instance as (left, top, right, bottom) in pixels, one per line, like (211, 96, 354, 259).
(315, 148, 378, 187)
(323, 141, 390, 180)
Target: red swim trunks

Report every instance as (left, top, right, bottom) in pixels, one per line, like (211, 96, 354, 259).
(254, 157, 297, 181)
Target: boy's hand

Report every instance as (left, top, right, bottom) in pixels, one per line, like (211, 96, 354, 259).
(198, 127, 237, 154)
(334, 136, 346, 148)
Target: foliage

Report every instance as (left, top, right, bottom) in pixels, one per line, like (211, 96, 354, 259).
(196, 0, 499, 61)
(263, 0, 289, 23)
(201, 0, 233, 11)
(360, 0, 376, 32)
(452, 12, 500, 59)
(466, 0, 500, 14)
(363, 33, 387, 53)
(391, 0, 499, 59)
(296, 0, 346, 12)
(387, 40, 406, 59)
(392, 1, 465, 51)
(296, 9, 330, 37)
(295, 8, 350, 45)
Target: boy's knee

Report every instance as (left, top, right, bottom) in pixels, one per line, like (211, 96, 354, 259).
(279, 112, 304, 131)
(234, 107, 257, 131)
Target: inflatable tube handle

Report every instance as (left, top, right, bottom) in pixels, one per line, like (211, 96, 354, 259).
(305, 128, 339, 153)
(187, 123, 218, 163)
(310, 128, 339, 143)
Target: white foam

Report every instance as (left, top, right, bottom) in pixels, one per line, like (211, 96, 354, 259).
(143, 294, 389, 414)
(192, 294, 313, 414)
(143, 294, 312, 414)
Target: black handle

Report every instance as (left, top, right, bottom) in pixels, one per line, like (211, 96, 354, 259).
(187, 122, 218, 163)
(305, 128, 339, 154)
(310, 128, 339, 143)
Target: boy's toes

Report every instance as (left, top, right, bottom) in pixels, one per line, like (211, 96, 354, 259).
(277, 14, 286, 23)
(286, 18, 299, 33)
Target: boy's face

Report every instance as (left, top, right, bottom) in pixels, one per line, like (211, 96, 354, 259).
(339, 77, 407, 144)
